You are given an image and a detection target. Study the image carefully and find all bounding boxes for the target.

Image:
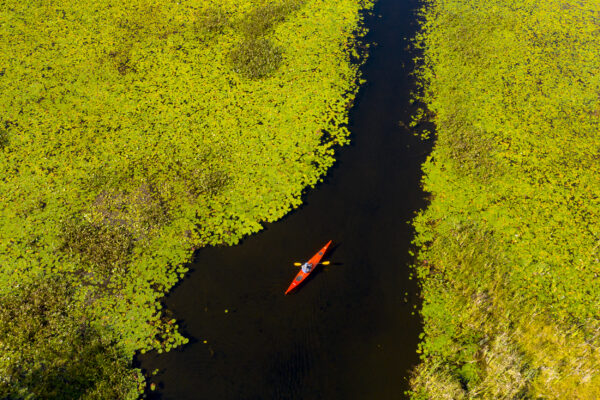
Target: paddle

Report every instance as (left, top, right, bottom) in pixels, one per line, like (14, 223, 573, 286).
(293, 261, 330, 266)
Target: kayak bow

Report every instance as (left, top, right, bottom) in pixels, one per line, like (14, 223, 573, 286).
(285, 240, 332, 295)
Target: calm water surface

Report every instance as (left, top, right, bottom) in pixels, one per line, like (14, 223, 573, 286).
(139, 0, 431, 398)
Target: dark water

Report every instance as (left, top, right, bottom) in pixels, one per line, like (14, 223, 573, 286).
(138, 0, 430, 398)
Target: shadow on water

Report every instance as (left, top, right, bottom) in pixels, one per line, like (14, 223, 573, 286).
(137, 0, 432, 398)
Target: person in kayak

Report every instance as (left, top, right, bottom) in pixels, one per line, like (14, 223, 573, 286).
(301, 262, 313, 273)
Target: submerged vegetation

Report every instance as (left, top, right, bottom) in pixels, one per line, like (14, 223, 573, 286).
(0, 0, 372, 396)
(411, 0, 600, 398)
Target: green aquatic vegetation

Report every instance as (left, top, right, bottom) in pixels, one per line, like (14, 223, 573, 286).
(0, 0, 373, 395)
(411, 0, 600, 398)
(229, 37, 283, 80)
(240, 0, 305, 37)
(0, 277, 144, 399)
(228, 1, 305, 80)
(0, 127, 8, 150)
(195, 5, 230, 35)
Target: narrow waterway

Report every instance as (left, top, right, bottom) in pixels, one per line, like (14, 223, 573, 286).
(139, 0, 430, 398)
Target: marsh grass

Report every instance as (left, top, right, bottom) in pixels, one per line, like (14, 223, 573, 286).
(411, 0, 600, 397)
(229, 37, 283, 80)
(228, 0, 305, 80)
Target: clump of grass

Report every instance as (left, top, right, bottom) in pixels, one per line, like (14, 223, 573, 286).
(182, 168, 229, 198)
(61, 218, 134, 275)
(228, 0, 304, 80)
(438, 122, 502, 181)
(60, 181, 171, 279)
(229, 37, 283, 80)
(240, 0, 304, 37)
(92, 184, 170, 238)
(108, 47, 135, 76)
(195, 5, 229, 35)
(410, 363, 467, 400)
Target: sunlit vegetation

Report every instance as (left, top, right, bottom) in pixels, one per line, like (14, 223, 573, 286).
(0, 278, 144, 399)
(410, 0, 600, 398)
(0, 0, 372, 396)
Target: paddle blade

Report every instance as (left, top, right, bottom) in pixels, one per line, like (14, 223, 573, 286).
(321, 261, 330, 265)
(293, 262, 302, 266)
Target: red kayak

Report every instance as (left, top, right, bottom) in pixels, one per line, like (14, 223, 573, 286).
(285, 240, 332, 295)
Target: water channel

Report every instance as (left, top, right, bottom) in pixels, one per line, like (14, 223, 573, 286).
(139, 0, 431, 398)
